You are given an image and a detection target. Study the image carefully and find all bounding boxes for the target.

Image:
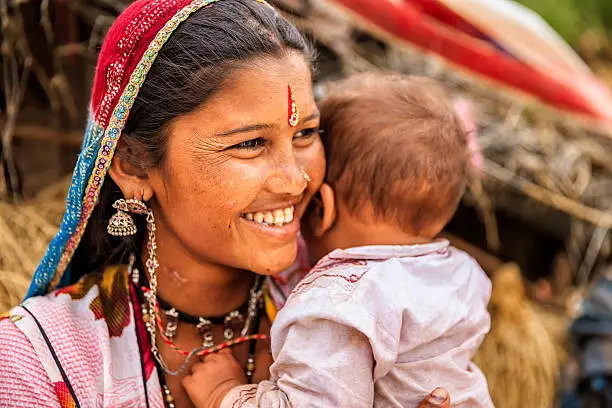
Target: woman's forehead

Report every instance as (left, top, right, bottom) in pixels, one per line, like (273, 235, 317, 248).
(174, 53, 316, 134)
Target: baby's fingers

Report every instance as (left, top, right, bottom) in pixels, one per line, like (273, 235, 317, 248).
(182, 373, 196, 390)
(216, 348, 233, 356)
(191, 361, 209, 373)
(200, 348, 234, 363)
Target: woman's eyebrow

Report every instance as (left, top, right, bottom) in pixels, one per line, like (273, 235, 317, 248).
(215, 123, 273, 136)
(214, 111, 319, 136)
(302, 111, 320, 122)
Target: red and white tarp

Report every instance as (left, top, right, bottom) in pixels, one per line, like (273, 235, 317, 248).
(329, 0, 612, 127)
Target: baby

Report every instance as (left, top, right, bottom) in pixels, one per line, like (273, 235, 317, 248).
(184, 73, 493, 407)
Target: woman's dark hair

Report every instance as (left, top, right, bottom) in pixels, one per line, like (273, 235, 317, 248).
(70, 0, 313, 278)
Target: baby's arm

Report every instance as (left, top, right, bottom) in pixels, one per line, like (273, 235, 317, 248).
(183, 316, 376, 408)
(183, 349, 247, 408)
(184, 267, 406, 408)
(222, 317, 376, 407)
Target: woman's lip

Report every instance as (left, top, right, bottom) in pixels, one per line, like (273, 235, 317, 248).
(241, 199, 302, 215)
(239, 215, 300, 239)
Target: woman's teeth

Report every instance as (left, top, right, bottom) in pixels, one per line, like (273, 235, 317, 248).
(243, 206, 294, 227)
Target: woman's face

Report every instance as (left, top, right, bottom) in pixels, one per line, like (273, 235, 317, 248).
(147, 52, 325, 276)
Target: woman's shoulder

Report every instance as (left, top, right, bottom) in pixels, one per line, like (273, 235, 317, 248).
(0, 317, 39, 366)
(0, 265, 134, 360)
(0, 314, 29, 345)
(0, 317, 60, 406)
(9, 265, 129, 325)
(0, 265, 142, 406)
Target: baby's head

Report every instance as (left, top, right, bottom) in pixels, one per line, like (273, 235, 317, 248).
(303, 73, 470, 261)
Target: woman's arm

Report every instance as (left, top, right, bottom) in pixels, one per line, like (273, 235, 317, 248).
(0, 319, 61, 407)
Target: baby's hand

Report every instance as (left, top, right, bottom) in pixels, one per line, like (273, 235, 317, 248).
(183, 349, 247, 408)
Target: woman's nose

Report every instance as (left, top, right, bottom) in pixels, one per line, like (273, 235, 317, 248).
(266, 152, 307, 196)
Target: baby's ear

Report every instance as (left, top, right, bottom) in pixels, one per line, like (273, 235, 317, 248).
(303, 183, 337, 238)
(316, 183, 337, 237)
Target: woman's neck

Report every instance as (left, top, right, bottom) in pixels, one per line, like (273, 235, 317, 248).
(143, 228, 255, 318)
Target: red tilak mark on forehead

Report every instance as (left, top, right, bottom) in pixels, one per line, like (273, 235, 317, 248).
(288, 85, 299, 127)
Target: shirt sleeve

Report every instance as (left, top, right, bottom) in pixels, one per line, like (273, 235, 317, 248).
(221, 317, 375, 408)
(0, 318, 60, 407)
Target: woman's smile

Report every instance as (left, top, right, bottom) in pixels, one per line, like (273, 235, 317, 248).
(239, 207, 301, 239)
(242, 206, 295, 227)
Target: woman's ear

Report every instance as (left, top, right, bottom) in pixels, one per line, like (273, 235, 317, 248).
(314, 182, 336, 237)
(108, 141, 154, 201)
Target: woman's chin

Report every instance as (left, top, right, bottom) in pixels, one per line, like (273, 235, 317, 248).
(249, 242, 298, 277)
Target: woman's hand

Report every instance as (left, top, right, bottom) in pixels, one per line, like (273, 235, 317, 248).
(183, 349, 247, 408)
(418, 388, 451, 408)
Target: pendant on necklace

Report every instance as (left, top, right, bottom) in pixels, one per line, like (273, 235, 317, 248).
(163, 308, 179, 341)
(196, 318, 214, 348)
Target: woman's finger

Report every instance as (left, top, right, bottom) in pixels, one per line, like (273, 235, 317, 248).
(417, 388, 451, 408)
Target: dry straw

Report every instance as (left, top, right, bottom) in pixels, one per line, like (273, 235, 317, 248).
(0, 177, 69, 312)
(474, 263, 559, 408)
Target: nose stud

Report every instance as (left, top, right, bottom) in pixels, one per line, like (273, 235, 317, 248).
(301, 168, 312, 183)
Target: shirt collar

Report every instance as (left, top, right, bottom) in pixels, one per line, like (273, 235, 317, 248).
(313, 239, 450, 269)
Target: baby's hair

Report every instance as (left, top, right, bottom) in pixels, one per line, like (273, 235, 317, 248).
(318, 72, 470, 237)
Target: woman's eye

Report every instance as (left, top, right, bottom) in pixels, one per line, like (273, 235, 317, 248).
(233, 137, 265, 150)
(294, 128, 321, 140)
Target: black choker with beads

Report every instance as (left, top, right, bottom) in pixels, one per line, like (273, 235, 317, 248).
(156, 296, 249, 326)
(144, 276, 264, 347)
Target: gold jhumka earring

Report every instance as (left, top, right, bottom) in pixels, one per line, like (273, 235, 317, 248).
(107, 199, 149, 236)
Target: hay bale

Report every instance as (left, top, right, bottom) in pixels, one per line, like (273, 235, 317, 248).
(0, 177, 69, 312)
(475, 263, 558, 408)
